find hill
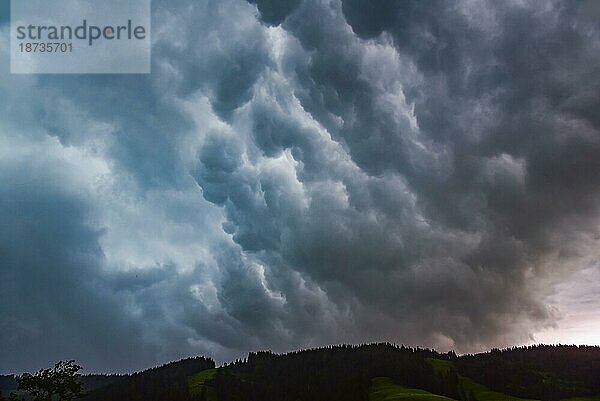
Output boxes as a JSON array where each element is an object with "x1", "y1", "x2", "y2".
[
  {"x1": 83, "y1": 356, "x2": 214, "y2": 401},
  {"x1": 427, "y1": 358, "x2": 536, "y2": 401},
  {"x1": 369, "y1": 377, "x2": 456, "y2": 401},
  {"x1": 3, "y1": 344, "x2": 599, "y2": 401},
  {"x1": 457, "y1": 345, "x2": 600, "y2": 400}
]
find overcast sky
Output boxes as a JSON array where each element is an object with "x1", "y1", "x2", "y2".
[{"x1": 1, "y1": 0, "x2": 600, "y2": 374}]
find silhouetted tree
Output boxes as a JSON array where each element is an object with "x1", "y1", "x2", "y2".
[{"x1": 13, "y1": 360, "x2": 84, "y2": 401}]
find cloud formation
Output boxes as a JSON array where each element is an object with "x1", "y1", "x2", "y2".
[{"x1": 1, "y1": 0, "x2": 600, "y2": 373}]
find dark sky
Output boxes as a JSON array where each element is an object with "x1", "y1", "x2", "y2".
[{"x1": 1, "y1": 0, "x2": 600, "y2": 374}]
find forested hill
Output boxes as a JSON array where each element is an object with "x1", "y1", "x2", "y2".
[
  {"x1": 212, "y1": 343, "x2": 449, "y2": 401},
  {"x1": 92, "y1": 344, "x2": 600, "y2": 401},
  {"x1": 205, "y1": 344, "x2": 600, "y2": 401},
  {"x1": 3, "y1": 344, "x2": 599, "y2": 401},
  {"x1": 83, "y1": 356, "x2": 215, "y2": 401},
  {"x1": 457, "y1": 345, "x2": 600, "y2": 400}
]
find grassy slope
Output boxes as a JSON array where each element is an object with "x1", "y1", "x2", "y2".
[
  {"x1": 188, "y1": 358, "x2": 599, "y2": 401},
  {"x1": 188, "y1": 368, "x2": 218, "y2": 401},
  {"x1": 426, "y1": 358, "x2": 537, "y2": 401},
  {"x1": 459, "y1": 376, "x2": 536, "y2": 401},
  {"x1": 426, "y1": 359, "x2": 455, "y2": 375},
  {"x1": 369, "y1": 377, "x2": 457, "y2": 401},
  {"x1": 425, "y1": 358, "x2": 600, "y2": 401}
]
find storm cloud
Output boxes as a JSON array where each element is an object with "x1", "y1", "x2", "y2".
[{"x1": 1, "y1": 0, "x2": 600, "y2": 373}]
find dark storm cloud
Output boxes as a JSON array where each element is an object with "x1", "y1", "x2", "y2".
[
  {"x1": 1, "y1": 0, "x2": 600, "y2": 373},
  {"x1": 235, "y1": 0, "x2": 600, "y2": 348},
  {"x1": 0, "y1": 158, "x2": 154, "y2": 373},
  {"x1": 248, "y1": 0, "x2": 302, "y2": 25}
]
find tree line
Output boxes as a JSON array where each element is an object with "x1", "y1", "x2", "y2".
[
  {"x1": 2, "y1": 344, "x2": 599, "y2": 401},
  {"x1": 211, "y1": 343, "x2": 462, "y2": 401},
  {"x1": 457, "y1": 344, "x2": 600, "y2": 400}
]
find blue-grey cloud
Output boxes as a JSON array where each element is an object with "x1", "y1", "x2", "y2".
[{"x1": 1, "y1": 0, "x2": 600, "y2": 373}]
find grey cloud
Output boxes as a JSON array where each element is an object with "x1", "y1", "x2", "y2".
[
  {"x1": 225, "y1": 0, "x2": 600, "y2": 349},
  {"x1": 248, "y1": 0, "x2": 302, "y2": 26},
  {"x1": 1, "y1": 0, "x2": 600, "y2": 374},
  {"x1": 0, "y1": 160, "x2": 154, "y2": 373}
]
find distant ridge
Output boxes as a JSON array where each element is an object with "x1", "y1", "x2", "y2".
[{"x1": 2, "y1": 344, "x2": 599, "y2": 401}]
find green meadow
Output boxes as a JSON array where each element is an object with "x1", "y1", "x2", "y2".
[
  {"x1": 369, "y1": 377, "x2": 456, "y2": 401},
  {"x1": 426, "y1": 358, "x2": 536, "y2": 401},
  {"x1": 188, "y1": 368, "x2": 218, "y2": 401}
]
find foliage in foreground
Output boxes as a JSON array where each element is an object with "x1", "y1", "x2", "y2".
[{"x1": 9, "y1": 360, "x2": 84, "y2": 401}]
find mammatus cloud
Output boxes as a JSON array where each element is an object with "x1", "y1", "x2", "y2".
[{"x1": 1, "y1": 0, "x2": 599, "y2": 373}]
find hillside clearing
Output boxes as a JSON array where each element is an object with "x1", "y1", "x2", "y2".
[
  {"x1": 369, "y1": 377, "x2": 457, "y2": 401},
  {"x1": 188, "y1": 368, "x2": 218, "y2": 401}
]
